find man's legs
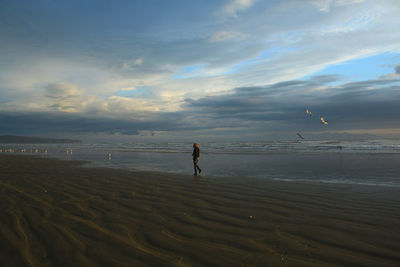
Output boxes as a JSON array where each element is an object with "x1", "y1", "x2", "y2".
[
  {"x1": 193, "y1": 158, "x2": 202, "y2": 175},
  {"x1": 196, "y1": 164, "x2": 202, "y2": 174}
]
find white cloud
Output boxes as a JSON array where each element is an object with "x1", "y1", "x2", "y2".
[
  {"x1": 208, "y1": 31, "x2": 246, "y2": 42},
  {"x1": 44, "y1": 82, "x2": 94, "y2": 112},
  {"x1": 315, "y1": 9, "x2": 381, "y2": 35},
  {"x1": 45, "y1": 82, "x2": 82, "y2": 99},
  {"x1": 311, "y1": 0, "x2": 365, "y2": 12},
  {"x1": 121, "y1": 57, "x2": 144, "y2": 70},
  {"x1": 134, "y1": 57, "x2": 144, "y2": 65},
  {"x1": 103, "y1": 96, "x2": 162, "y2": 113},
  {"x1": 222, "y1": 0, "x2": 256, "y2": 17}
]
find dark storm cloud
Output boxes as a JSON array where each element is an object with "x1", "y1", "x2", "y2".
[
  {"x1": 395, "y1": 64, "x2": 400, "y2": 74},
  {"x1": 185, "y1": 75, "x2": 338, "y2": 117},
  {"x1": 184, "y1": 75, "x2": 400, "y2": 133},
  {"x1": 0, "y1": 111, "x2": 186, "y2": 136},
  {"x1": 1, "y1": 75, "x2": 400, "y2": 138}
]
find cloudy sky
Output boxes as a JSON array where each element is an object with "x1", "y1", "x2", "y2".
[{"x1": 1, "y1": 0, "x2": 399, "y2": 141}]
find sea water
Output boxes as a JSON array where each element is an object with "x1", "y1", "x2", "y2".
[{"x1": 2, "y1": 139, "x2": 400, "y2": 187}]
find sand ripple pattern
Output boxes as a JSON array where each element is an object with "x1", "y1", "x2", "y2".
[{"x1": 0, "y1": 155, "x2": 400, "y2": 266}]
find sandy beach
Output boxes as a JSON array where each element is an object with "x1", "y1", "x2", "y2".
[{"x1": 0, "y1": 155, "x2": 399, "y2": 266}]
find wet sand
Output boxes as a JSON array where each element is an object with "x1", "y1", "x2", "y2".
[{"x1": 0, "y1": 155, "x2": 399, "y2": 266}]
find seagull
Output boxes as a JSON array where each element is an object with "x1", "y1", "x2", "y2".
[
  {"x1": 296, "y1": 132, "x2": 305, "y2": 139},
  {"x1": 304, "y1": 108, "x2": 312, "y2": 117},
  {"x1": 320, "y1": 115, "x2": 328, "y2": 125}
]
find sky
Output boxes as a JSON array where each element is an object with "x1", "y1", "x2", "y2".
[{"x1": 1, "y1": 0, "x2": 400, "y2": 141}]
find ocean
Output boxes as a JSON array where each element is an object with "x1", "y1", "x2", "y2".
[{"x1": 2, "y1": 139, "x2": 400, "y2": 187}]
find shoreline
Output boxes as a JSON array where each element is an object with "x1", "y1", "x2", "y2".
[
  {"x1": 1, "y1": 154, "x2": 399, "y2": 266},
  {"x1": 2, "y1": 147, "x2": 400, "y2": 189}
]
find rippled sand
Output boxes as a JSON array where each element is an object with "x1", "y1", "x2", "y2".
[{"x1": 0, "y1": 155, "x2": 399, "y2": 266}]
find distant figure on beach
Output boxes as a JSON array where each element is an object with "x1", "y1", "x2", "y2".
[{"x1": 192, "y1": 143, "x2": 202, "y2": 176}]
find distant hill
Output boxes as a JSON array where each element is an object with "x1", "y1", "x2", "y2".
[{"x1": 0, "y1": 135, "x2": 81, "y2": 144}]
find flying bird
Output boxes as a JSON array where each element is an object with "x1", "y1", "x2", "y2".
[
  {"x1": 304, "y1": 108, "x2": 312, "y2": 117},
  {"x1": 320, "y1": 115, "x2": 328, "y2": 125},
  {"x1": 296, "y1": 132, "x2": 305, "y2": 139}
]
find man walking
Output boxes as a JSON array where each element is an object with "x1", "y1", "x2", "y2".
[{"x1": 192, "y1": 143, "x2": 202, "y2": 176}]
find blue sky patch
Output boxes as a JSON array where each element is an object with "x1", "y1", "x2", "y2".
[
  {"x1": 172, "y1": 65, "x2": 205, "y2": 79},
  {"x1": 308, "y1": 52, "x2": 400, "y2": 82}
]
